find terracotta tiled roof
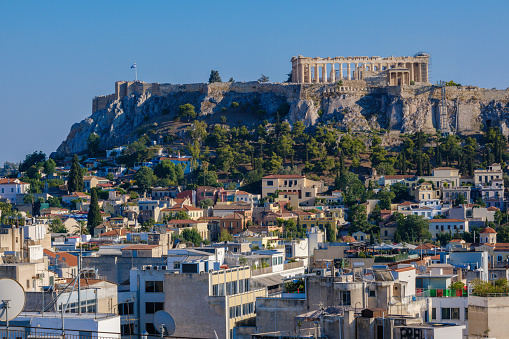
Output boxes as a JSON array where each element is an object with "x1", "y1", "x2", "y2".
[
  {"x1": 480, "y1": 227, "x2": 497, "y2": 234},
  {"x1": 43, "y1": 249, "x2": 78, "y2": 267},
  {"x1": 262, "y1": 175, "x2": 304, "y2": 179},
  {"x1": 429, "y1": 219, "x2": 466, "y2": 223},
  {"x1": 487, "y1": 207, "x2": 500, "y2": 211},
  {"x1": 393, "y1": 266, "x2": 416, "y2": 273},
  {"x1": 0, "y1": 178, "x2": 28, "y2": 185},
  {"x1": 121, "y1": 245, "x2": 160, "y2": 250},
  {"x1": 99, "y1": 229, "x2": 130, "y2": 237},
  {"x1": 235, "y1": 191, "x2": 250, "y2": 195},
  {"x1": 383, "y1": 175, "x2": 415, "y2": 179},
  {"x1": 415, "y1": 243, "x2": 439, "y2": 250}
]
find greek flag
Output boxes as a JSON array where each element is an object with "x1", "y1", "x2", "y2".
[{"x1": 131, "y1": 63, "x2": 136, "y2": 69}]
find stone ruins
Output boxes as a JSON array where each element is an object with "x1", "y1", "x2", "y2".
[{"x1": 291, "y1": 53, "x2": 430, "y2": 86}]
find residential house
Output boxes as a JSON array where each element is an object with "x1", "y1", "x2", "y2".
[
  {"x1": 0, "y1": 178, "x2": 30, "y2": 203},
  {"x1": 428, "y1": 219, "x2": 468, "y2": 239},
  {"x1": 261, "y1": 175, "x2": 326, "y2": 206},
  {"x1": 167, "y1": 219, "x2": 209, "y2": 240}
]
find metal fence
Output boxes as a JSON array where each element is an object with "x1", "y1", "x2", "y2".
[{"x1": 0, "y1": 328, "x2": 212, "y2": 339}]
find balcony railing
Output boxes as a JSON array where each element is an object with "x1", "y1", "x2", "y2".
[{"x1": 416, "y1": 288, "x2": 468, "y2": 297}]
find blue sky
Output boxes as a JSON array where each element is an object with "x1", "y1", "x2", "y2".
[{"x1": 0, "y1": 0, "x2": 508, "y2": 165}]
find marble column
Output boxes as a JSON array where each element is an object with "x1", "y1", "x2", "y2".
[
  {"x1": 322, "y1": 64, "x2": 328, "y2": 83},
  {"x1": 339, "y1": 64, "x2": 343, "y2": 80},
  {"x1": 347, "y1": 63, "x2": 351, "y2": 80},
  {"x1": 299, "y1": 62, "x2": 304, "y2": 83},
  {"x1": 330, "y1": 63, "x2": 335, "y2": 83},
  {"x1": 314, "y1": 64, "x2": 319, "y2": 83}
]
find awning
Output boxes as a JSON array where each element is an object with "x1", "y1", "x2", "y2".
[{"x1": 251, "y1": 274, "x2": 284, "y2": 288}]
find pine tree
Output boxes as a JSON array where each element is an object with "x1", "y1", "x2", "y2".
[
  {"x1": 68, "y1": 155, "x2": 84, "y2": 192},
  {"x1": 87, "y1": 188, "x2": 102, "y2": 233}
]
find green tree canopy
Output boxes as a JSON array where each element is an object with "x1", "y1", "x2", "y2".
[
  {"x1": 219, "y1": 229, "x2": 233, "y2": 242},
  {"x1": 178, "y1": 103, "x2": 197, "y2": 122},
  {"x1": 87, "y1": 188, "x2": 102, "y2": 232},
  {"x1": 181, "y1": 228, "x2": 204, "y2": 247},
  {"x1": 68, "y1": 155, "x2": 84, "y2": 193},
  {"x1": 134, "y1": 167, "x2": 155, "y2": 193},
  {"x1": 208, "y1": 70, "x2": 221, "y2": 83},
  {"x1": 49, "y1": 218, "x2": 68, "y2": 233}
]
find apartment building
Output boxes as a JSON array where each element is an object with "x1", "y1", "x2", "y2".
[
  {"x1": 428, "y1": 219, "x2": 468, "y2": 239},
  {"x1": 261, "y1": 175, "x2": 325, "y2": 206},
  {"x1": 0, "y1": 178, "x2": 30, "y2": 202},
  {"x1": 164, "y1": 266, "x2": 266, "y2": 339}
]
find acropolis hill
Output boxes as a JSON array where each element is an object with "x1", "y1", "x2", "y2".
[{"x1": 56, "y1": 54, "x2": 509, "y2": 156}]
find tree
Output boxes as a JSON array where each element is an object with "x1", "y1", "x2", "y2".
[
  {"x1": 394, "y1": 214, "x2": 432, "y2": 243},
  {"x1": 454, "y1": 194, "x2": 466, "y2": 207},
  {"x1": 178, "y1": 103, "x2": 197, "y2": 122},
  {"x1": 49, "y1": 218, "x2": 68, "y2": 233},
  {"x1": 134, "y1": 167, "x2": 155, "y2": 193},
  {"x1": 20, "y1": 151, "x2": 46, "y2": 173},
  {"x1": 219, "y1": 229, "x2": 233, "y2": 242},
  {"x1": 391, "y1": 182, "x2": 411, "y2": 203},
  {"x1": 23, "y1": 194, "x2": 34, "y2": 205},
  {"x1": 199, "y1": 198, "x2": 214, "y2": 209},
  {"x1": 43, "y1": 159, "x2": 56, "y2": 175},
  {"x1": 377, "y1": 188, "x2": 395, "y2": 210},
  {"x1": 258, "y1": 74, "x2": 270, "y2": 83},
  {"x1": 87, "y1": 133, "x2": 100, "y2": 157},
  {"x1": 349, "y1": 204, "x2": 372, "y2": 233},
  {"x1": 325, "y1": 222, "x2": 336, "y2": 242},
  {"x1": 47, "y1": 196, "x2": 62, "y2": 208},
  {"x1": 68, "y1": 155, "x2": 84, "y2": 193},
  {"x1": 208, "y1": 70, "x2": 221, "y2": 83},
  {"x1": 181, "y1": 228, "x2": 204, "y2": 247},
  {"x1": 87, "y1": 188, "x2": 102, "y2": 233}
]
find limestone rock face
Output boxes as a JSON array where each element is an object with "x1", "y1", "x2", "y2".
[{"x1": 55, "y1": 83, "x2": 509, "y2": 156}]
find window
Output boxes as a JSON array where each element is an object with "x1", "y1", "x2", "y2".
[
  {"x1": 369, "y1": 290, "x2": 376, "y2": 297},
  {"x1": 498, "y1": 255, "x2": 503, "y2": 262},
  {"x1": 173, "y1": 262, "x2": 180, "y2": 269},
  {"x1": 145, "y1": 302, "x2": 164, "y2": 314},
  {"x1": 267, "y1": 181, "x2": 273, "y2": 186},
  {"x1": 305, "y1": 192, "x2": 311, "y2": 197},
  {"x1": 121, "y1": 324, "x2": 134, "y2": 335},
  {"x1": 465, "y1": 307, "x2": 468, "y2": 320},
  {"x1": 145, "y1": 281, "x2": 164, "y2": 293},
  {"x1": 441, "y1": 308, "x2": 460, "y2": 320},
  {"x1": 431, "y1": 308, "x2": 436, "y2": 320},
  {"x1": 145, "y1": 323, "x2": 157, "y2": 335},
  {"x1": 118, "y1": 302, "x2": 134, "y2": 315},
  {"x1": 340, "y1": 291, "x2": 351, "y2": 306}
]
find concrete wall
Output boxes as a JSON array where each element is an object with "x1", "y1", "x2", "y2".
[
  {"x1": 81, "y1": 255, "x2": 166, "y2": 284},
  {"x1": 468, "y1": 295, "x2": 509, "y2": 338},
  {"x1": 255, "y1": 297, "x2": 307, "y2": 334},
  {"x1": 164, "y1": 273, "x2": 227, "y2": 339}
]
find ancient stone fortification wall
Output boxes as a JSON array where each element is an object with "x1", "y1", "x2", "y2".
[{"x1": 92, "y1": 81, "x2": 302, "y2": 113}]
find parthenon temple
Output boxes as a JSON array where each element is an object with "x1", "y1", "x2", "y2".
[{"x1": 291, "y1": 53, "x2": 430, "y2": 85}]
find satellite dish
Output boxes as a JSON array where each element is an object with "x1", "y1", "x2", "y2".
[
  {"x1": 0, "y1": 278, "x2": 26, "y2": 322},
  {"x1": 154, "y1": 310, "x2": 175, "y2": 336},
  {"x1": 419, "y1": 265, "x2": 427, "y2": 274}
]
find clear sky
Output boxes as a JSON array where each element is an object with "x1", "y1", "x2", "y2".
[{"x1": 0, "y1": 0, "x2": 508, "y2": 165}]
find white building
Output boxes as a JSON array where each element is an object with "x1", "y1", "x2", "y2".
[
  {"x1": 428, "y1": 219, "x2": 468, "y2": 239},
  {"x1": 0, "y1": 178, "x2": 30, "y2": 202},
  {"x1": 4, "y1": 312, "x2": 120, "y2": 339}
]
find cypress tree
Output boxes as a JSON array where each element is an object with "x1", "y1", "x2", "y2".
[
  {"x1": 416, "y1": 152, "x2": 423, "y2": 176},
  {"x1": 68, "y1": 155, "x2": 84, "y2": 192},
  {"x1": 401, "y1": 153, "x2": 407, "y2": 175},
  {"x1": 87, "y1": 188, "x2": 102, "y2": 233},
  {"x1": 436, "y1": 144, "x2": 442, "y2": 167}
]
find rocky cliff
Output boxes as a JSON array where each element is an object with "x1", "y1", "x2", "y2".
[{"x1": 55, "y1": 81, "x2": 509, "y2": 156}]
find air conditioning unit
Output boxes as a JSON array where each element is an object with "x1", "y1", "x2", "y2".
[{"x1": 316, "y1": 269, "x2": 325, "y2": 276}]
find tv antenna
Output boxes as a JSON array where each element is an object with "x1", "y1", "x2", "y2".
[
  {"x1": 0, "y1": 278, "x2": 26, "y2": 331},
  {"x1": 154, "y1": 310, "x2": 176, "y2": 337}
]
